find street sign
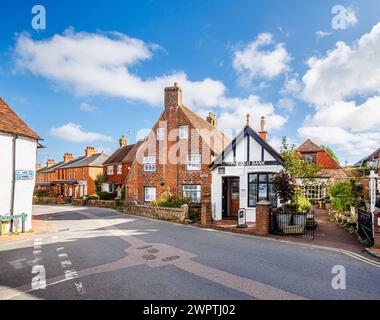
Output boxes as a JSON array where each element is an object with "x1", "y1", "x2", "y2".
[
  {"x1": 238, "y1": 208, "x2": 248, "y2": 228},
  {"x1": 0, "y1": 213, "x2": 28, "y2": 221},
  {"x1": 15, "y1": 170, "x2": 34, "y2": 180}
]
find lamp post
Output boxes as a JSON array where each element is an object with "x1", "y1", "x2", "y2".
[{"x1": 369, "y1": 169, "x2": 378, "y2": 238}]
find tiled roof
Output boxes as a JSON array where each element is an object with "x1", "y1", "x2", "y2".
[
  {"x1": 316, "y1": 168, "x2": 353, "y2": 179},
  {"x1": 123, "y1": 141, "x2": 144, "y2": 163},
  {"x1": 60, "y1": 153, "x2": 109, "y2": 169},
  {"x1": 180, "y1": 105, "x2": 231, "y2": 154},
  {"x1": 353, "y1": 147, "x2": 380, "y2": 167},
  {"x1": 103, "y1": 144, "x2": 135, "y2": 165},
  {"x1": 0, "y1": 97, "x2": 41, "y2": 140},
  {"x1": 38, "y1": 161, "x2": 65, "y2": 173},
  {"x1": 297, "y1": 139, "x2": 323, "y2": 153}
]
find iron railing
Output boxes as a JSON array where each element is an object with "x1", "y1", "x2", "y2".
[{"x1": 358, "y1": 208, "x2": 374, "y2": 247}]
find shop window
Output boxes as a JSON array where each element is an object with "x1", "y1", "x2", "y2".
[{"x1": 248, "y1": 173, "x2": 277, "y2": 207}]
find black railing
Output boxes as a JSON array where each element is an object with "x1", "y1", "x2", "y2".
[
  {"x1": 358, "y1": 208, "x2": 374, "y2": 247},
  {"x1": 270, "y1": 208, "x2": 316, "y2": 240}
]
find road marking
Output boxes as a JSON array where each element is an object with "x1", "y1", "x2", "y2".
[
  {"x1": 339, "y1": 250, "x2": 380, "y2": 269},
  {"x1": 31, "y1": 238, "x2": 46, "y2": 290}
]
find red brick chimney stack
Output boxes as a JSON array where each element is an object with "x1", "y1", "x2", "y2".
[
  {"x1": 206, "y1": 112, "x2": 217, "y2": 127},
  {"x1": 36, "y1": 163, "x2": 42, "y2": 171},
  {"x1": 46, "y1": 159, "x2": 56, "y2": 167},
  {"x1": 164, "y1": 82, "x2": 182, "y2": 113},
  {"x1": 63, "y1": 153, "x2": 74, "y2": 163},
  {"x1": 85, "y1": 146, "x2": 97, "y2": 157},
  {"x1": 259, "y1": 116, "x2": 268, "y2": 142}
]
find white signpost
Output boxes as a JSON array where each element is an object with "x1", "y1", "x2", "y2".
[{"x1": 369, "y1": 170, "x2": 378, "y2": 237}]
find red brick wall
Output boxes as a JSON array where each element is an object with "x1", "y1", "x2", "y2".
[
  {"x1": 316, "y1": 151, "x2": 339, "y2": 169},
  {"x1": 103, "y1": 163, "x2": 130, "y2": 185},
  {"x1": 126, "y1": 104, "x2": 213, "y2": 203}
]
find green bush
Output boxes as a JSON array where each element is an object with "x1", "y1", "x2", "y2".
[
  {"x1": 151, "y1": 195, "x2": 193, "y2": 208},
  {"x1": 86, "y1": 194, "x2": 100, "y2": 201},
  {"x1": 96, "y1": 191, "x2": 117, "y2": 200},
  {"x1": 296, "y1": 195, "x2": 312, "y2": 213},
  {"x1": 328, "y1": 181, "x2": 352, "y2": 212}
]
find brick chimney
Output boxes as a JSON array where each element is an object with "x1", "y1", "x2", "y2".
[
  {"x1": 164, "y1": 82, "x2": 182, "y2": 113},
  {"x1": 259, "y1": 116, "x2": 268, "y2": 142},
  {"x1": 36, "y1": 163, "x2": 42, "y2": 171},
  {"x1": 206, "y1": 112, "x2": 217, "y2": 127},
  {"x1": 85, "y1": 146, "x2": 97, "y2": 157},
  {"x1": 46, "y1": 159, "x2": 56, "y2": 167},
  {"x1": 63, "y1": 153, "x2": 74, "y2": 163},
  {"x1": 119, "y1": 135, "x2": 128, "y2": 148}
]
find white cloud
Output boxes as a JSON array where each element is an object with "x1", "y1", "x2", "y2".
[
  {"x1": 277, "y1": 98, "x2": 295, "y2": 112},
  {"x1": 302, "y1": 22, "x2": 380, "y2": 106},
  {"x1": 315, "y1": 31, "x2": 331, "y2": 40},
  {"x1": 50, "y1": 123, "x2": 114, "y2": 143},
  {"x1": 232, "y1": 33, "x2": 291, "y2": 83},
  {"x1": 217, "y1": 95, "x2": 288, "y2": 132},
  {"x1": 306, "y1": 97, "x2": 380, "y2": 132},
  {"x1": 80, "y1": 102, "x2": 96, "y2": 112},
  {"x1": 14, "y1": 29, "x2": 226, "y2": 109}
]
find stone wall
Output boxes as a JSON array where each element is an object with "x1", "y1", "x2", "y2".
[
  {"x1": 123, "y1": 200, "x2": 188, "y2": 223},
  {"x1": 33, "y1": 196, "x2": 58, "y2": 205}
]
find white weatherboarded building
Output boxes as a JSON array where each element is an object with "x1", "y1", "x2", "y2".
[
  {"x1": 210, "y1": 116, "x2": 284, "y2": 223},
  {"x1": 0, "y1": 98, "x2": 41, "y2": 234}
]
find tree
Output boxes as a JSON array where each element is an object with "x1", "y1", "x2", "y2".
[
  {"x1": 273, "y1": 171, "x2": 296, "y2": 204},
  {"x1": 280, "y1": 137, "x2": 321, "y2": 179},
  {"x1": 321, "y1": 145, "x2": 340, "y2": 165},
  {"x1": 94, "y1": 173, "x2": 107, "y2": 193}
]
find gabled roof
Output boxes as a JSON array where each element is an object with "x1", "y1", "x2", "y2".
[
  {"x1": 180, "y1": 105, "x2": 231, "y2": 154},
  {"x1": 297, "y1": 139, "x2": 324, "y2": 153},
  {"x1": 210, "y1": 125, "x2": 284, "y2": 169},
  {"x1": 38, "y1": 161, "x2": 65, "y2": 173},
  {"x1": 353, "y1": 147, "x2": 380, "y2": 167},
  {"x1": 0, "y1": 97, "x2": 41, "y2": 140},
  {"x1": 123, "y1": 140, "x2": 144, "y2": 163},
  {"x1": 60, "y1": 153, "x2": 109, "y2": 169},
  {"x1": 103, "y1": 144, "x2": 135, "y2": 165}
]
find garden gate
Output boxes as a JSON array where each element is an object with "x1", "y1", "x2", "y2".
[{"x1": 358, "y1": 208, "x2": 374, "y2": 247}]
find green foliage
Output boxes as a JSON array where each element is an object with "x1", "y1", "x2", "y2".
[
  {"x1": 321, "y1": 145, "x2": 340, "y2": 165},
  {"x1": 295, "y1": 195, "x2": 312, "y2": 213},
  {"x1": 120, "y1": 185, "x2": 126, "y2": 201},
  {"x1": 328, "y1": 181, "x2": 352, "y2": 212},
  {"x1": 280, "y1": 137, "x2": 321, "y2": 179},
  {"x1": 351, "y1": 166, "x2": 372, "y2": 177},
  {"x1": 97, "y1": 191, "x2": 117, "y2": 200},
  {"x1": 151, "y1": 195, "x2": 193, "y2": 208},
  {"x1": 94, "y1": 173, "x2": 107, "y2": 193},
  {"x1": 86, "y1": 194, "x2": 100, "y2": 201},
  {"x1": 273, "y1": 171, "x2": 296, "y2": 203}
]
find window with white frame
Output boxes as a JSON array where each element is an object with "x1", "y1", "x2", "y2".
[
  {"x1": 117, "y1": 164, "x2": 122, "y2": 175},
  {"x1": 183, "y1": 185, "x2": 201, "y2": 203},
  {"x1": 143, "y1": 156, "x2": 156, "y2": 172},
  {"x1": 187, "y1": 154, "x2": 201, "y2": 171},
  {"x1": 179, "y1": 125, "x2": 188, "y2": 139},
  {"x1": 107, "y1": 165, "x2": 114, "y2": 175},
  {"x1": 144, "y1": 187, "x2": 156, "y2": 202},
  {"x1": 157, "y1": 127, "x2": 165, "y2": 141}
]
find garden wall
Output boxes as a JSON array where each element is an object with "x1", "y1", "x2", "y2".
[
  {"x1": 123, "y1": 201, "x2": 188, "y2": 223},
  {"x1": 33, "y1": 196, "x2": 58, "y2": 205}
]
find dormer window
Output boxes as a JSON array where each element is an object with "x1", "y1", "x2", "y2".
[{"x1": 301, "y1": 153, "x2": 317, "y2": 165}]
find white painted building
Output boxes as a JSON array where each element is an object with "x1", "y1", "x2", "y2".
[
  {"x1": 210, "y1": 116, "x2": 284, "y2": 222},
  {"x1": 0, "y1": 98, "x2": 41, "y2": 234}
]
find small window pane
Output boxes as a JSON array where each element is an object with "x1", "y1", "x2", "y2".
[
  {"x1": 249, "y1": 174, "x2": 258, "y2": 183},
  {"x1": 179, "y1": 126, "x2": 188, "y2": 139},
  {"x1": 259, "y1": 174, "x2": 267, "y2": 182},
  {"x1": 248, "y1": 183, "x2": 257, "y2": 207}
]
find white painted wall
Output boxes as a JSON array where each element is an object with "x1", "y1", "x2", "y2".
[
  {"x1": 211, "y1": 133, "x2": 283, "y2": 222},
  {"x1": 0, "y1": 133, "x2": 37, "y2": 233}
]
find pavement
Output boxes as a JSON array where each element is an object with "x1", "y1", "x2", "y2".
[{"x1": 0, "y1": 205, "x2": 379, "y2": 300}]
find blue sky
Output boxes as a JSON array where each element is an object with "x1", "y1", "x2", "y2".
[{"x1": 1, "y1": 0, "x2": 380, "y2": 165}]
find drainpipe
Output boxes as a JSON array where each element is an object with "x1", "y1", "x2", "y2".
[{"x1": 10, "y1": 135, "x2": 18, "y2": 233}]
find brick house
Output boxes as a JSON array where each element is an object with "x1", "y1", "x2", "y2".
[
  {"x1": 102, "y1": 136, "x2": 139, "y2": 198},
  {"x1": 296, "y1": 139, "x2": 351, "y2": 200},
  {"x1": 125, "y1": 83, "x2": 230, "y2": 206},
  {"x1": 50, "y1": 147, "x2": 109, "y2": 199}
]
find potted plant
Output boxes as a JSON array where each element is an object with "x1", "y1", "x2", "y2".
[
  {"x1": 273, "y1": 171, "x2": 296, "y2": 231},
  {"x1": 293, "y1": 195, "x2": 311, "y2": 228}
]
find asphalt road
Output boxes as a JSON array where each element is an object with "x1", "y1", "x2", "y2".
[{"x1": 0, "y1": 205, "x2": 379, "y2": 300}]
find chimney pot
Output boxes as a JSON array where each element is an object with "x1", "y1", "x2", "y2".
[
  {"x1": 85, "y1": 146, "x2": 97, "y2": 157},
  {"x1": 46, "y1": 159, "x2": 56, "y2": 167},
  {"x1": 206, "y1": 112, "x2": 217, "y2": 127},
  {"x1": 246, "y1": 113, "x2": 250, "y2": 127},
  {"x1": 259, "y1": 116, "x2": 268, "y2": 142},
  {"x1": 119, "y1": 135, "x2": 128, "y2": 148},
  {"x1": 63, "y1": 153, "x2": 74, "y2": 163}
]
